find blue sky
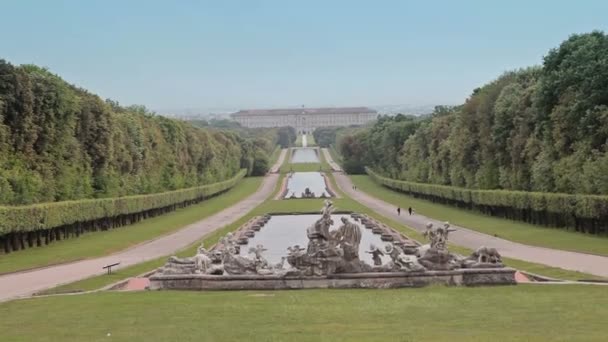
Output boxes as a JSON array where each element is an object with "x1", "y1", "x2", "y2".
[{"x1": 2, "y1": 0, "x2": 608, "y2": 111}]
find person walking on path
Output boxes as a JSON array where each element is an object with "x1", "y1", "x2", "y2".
[
  {"x1": 397, "y1": 207, "x2": 401, "y2": 216},
  {"x1": 408, "y1": 207, "x2": 412, "y2": 216}
]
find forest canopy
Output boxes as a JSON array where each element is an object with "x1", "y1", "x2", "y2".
[
  {"x1": 335, "y1": 31, "x2": 608, "y2": 195},
  {"x1": 0, "y1": 62, "x2": 276, "y2": 205}
]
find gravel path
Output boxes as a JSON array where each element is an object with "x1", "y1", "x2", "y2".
[
  {"x1": 321, "y1": 152, "x2": 608, "y2": 278},
  {"x1": 0, "y1": 159, "x2": 284, "y2": 302},
  {"x1": 321, "y1": 148, "x2": 342, "y2": 172},
  {"x1": 269, "y1": 148, "x2": 287, "y2": 173}
]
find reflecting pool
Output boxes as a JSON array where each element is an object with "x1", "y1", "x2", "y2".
[
  {"x1": 238, "y1": 214, "x2": 391, "y2": 265},
  {"x1": 291, "y1": 148, "x2": 319, "y2": 163},
  {"x1": 284, "y1": 172, "x2": 329, "y2": 198}
]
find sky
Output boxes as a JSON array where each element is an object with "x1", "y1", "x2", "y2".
[{"x1": 2, "y1": 0, "x2": 608, "y2": 112}]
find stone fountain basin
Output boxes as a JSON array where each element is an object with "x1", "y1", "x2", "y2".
[{"x1": 149, "y1": 268, "x2": 517, "y2": 290}]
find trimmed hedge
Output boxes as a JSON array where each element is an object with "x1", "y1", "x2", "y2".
[
  {"x1": 366, "y1": 168, "x2": 608, "y2": 235},
  {"x1": 0, "y1": 170, "x2": 246, "y2": 253}
]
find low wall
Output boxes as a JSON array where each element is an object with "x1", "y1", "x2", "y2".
[{"x1": 149, "y1": 268, "x2": 516, "y2": 291}]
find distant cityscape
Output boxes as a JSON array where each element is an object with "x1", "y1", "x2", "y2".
[{"x1": 157, "y1": 104, "x2": 442, "y2": 121}]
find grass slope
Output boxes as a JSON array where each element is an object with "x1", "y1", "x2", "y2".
[
  {"x1": 3, "y1": 285, "x2": 608, "y2": 341},
  {"x1": 351, "y1": 175, "x2": 608, "y2": 256},
  {"x1": 306, "y1": 133, "x2": 315, "y2": 146},
  {"x1": 0, "y1": 177, "x2": 264, "y2": 275}
]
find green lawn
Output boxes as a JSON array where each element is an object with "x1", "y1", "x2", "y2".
[
  {"x1": 295, "y1": 134, "x2": 303, "y2": 146},
  {"x1": 4, "y1": 285, "x2": 608, "y2": 341},
  {"x1": 351, "y1": 175, "x2": 608, "y2": 256},
  {"x1": 0, "y1": 177, "x2": 264, "y2": 275},
  {"x1": 306, "y1": 133, "x2": 315, "y2": 146}
]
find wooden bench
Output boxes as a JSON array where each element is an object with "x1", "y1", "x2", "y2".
[{"x1": 103, "y1": 262, "x2": 120, "y2": 275}]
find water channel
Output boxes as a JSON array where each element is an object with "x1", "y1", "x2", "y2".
[{"x1": 291, "y1": 148, "x2": 319, "y2": 163}]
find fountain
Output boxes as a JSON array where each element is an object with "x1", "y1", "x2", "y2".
[
  {"x1": 282, "y1": 172, "x2": 333, "y2": 199},
  {"x1": 150, "y1": 201, "x2": 515, "y2": 290}
]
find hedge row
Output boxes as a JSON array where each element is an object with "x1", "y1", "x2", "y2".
[
  {"x1": 366, "y1": 168, "x2": 608, "y2": 235},
  {"x1": 0, "y1": 169, "x2": 246, "y2": 235}
]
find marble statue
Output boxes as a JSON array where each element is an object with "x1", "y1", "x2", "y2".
[
  {"x1": 461, "y1": 246, "x2": 504, "y2": 268},
  {"x1": 366, "y1": 244, "x2": 384, "y2": 266},
  {"x1": 334, "y1": 217, "x2": 362, "y2": 261},
  {"x1": 193, "y1": 243, "x2": 212, "y2": 274},
  {"x1": 301, "y1": 187, "x2": 316, "y2": 198}
]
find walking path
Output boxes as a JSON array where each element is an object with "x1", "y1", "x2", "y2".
[
  {"x1": 323, "y1": 161, "x2": 608, "y2": 278},
  {"x1": 321, "y1": 148, "x2": 342, "y2": 172},
  {"x1": 0, "y1": 157, "x2": 284, "y2": 302},
  {"x1": 269, "y1": 148, "x2": 287, "y2": 173}
]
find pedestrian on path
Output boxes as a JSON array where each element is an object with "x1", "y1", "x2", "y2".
[
  {"x1": 397, "y1": 207, "x2": 401, "y2": 216},
  {"x1": 408, "y1": 207, "x2": 412, "y2": 215}
]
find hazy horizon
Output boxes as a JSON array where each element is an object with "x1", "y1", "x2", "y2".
[{"x1": 3, "y1": 0, "x2": 608, "y2": 110}]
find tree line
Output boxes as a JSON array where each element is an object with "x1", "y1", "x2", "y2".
[
  {"x1": 0, "y1": 61, "x2": 277, "y2": 206},
  {"x1": 325, "y1": 32, "x2": 608, "y2": 234},
  {"x1": 337, "y1": 32, "x2": 608, "y2": 195}
]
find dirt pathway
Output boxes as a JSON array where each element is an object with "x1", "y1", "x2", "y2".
[
  {"x1": 321, "y1": 148, "x2": 342, "y2": 172},
  {"x1": 269, "y1": 148, "x2": 287, "y2": 173}
]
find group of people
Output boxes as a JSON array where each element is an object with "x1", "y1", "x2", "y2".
[{"x1": 397, "y1": 206, "x2": 413, "y2": 216}]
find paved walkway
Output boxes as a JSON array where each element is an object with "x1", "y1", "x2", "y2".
[
  {"x1": 269, "y1": 148, "x2": 287, "y2": 173},
  {"x1": 321, "y1": 148, "x2": 342, "y2": 172},
  {"x1": 0, "y1": 159, "x2": 284, "y2": 302},
  {"x1": 320, "y1": 155, "x2": 608, "y2": 278}
]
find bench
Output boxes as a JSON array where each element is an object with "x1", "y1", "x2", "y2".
[{"x1": 103, "y1": 262, "x2": 120, "y2": 275}]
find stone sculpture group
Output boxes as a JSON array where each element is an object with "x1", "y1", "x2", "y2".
[{"x1": 157, "y1": 200, "x2": 504, "y2": 277}]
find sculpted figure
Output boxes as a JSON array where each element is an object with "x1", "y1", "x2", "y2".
[
  {"x1": 462, "y1": 246, "x2": 504, "y2": 268},
  {"x1": 220, "y1": 232, "x2": 238, "y2": 254},
  {"x1": 192, "y1": 243, "x2": 213, "y2": 274},
  {"x1": 385, "y1": 243, "x2": 425, "y2": 272},
  {"x1": 249, "y1": 244, "x2": 271, "y2": 270},
  {"x1": 366, "y1": 243, "x2": 384, "y2": 266},
  {"x1": 384, "y1": 243, "x2": 406, "y2": 270},
  {"x1": 334, "y1": 217, "x2": 362, "y2": 261}
]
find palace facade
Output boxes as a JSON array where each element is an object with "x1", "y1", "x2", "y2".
[{"x1": 230, "y1": 107, "x2": 377, "y2": 133}]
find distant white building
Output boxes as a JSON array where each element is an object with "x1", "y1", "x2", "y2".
[{"x1": 230, "y1": 107, "x2": 378, "y2": 133}]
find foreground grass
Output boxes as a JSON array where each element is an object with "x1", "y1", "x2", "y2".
[
  {"x1": 0, "y1": 177, "x2": 264, "y2": 275},
  {"x1": 4, "y1": 285, "x2": 608, "y2": 341},
  {"x1": 351, "y1": 175, "x2": 608, "y2": 256}
]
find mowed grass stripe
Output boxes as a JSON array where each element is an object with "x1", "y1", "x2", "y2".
[{"x1": 4, "y1": 285, "x2": 608, "y2": 341}]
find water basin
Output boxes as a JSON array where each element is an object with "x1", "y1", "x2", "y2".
[
  {"x1": 238, "y1": 214, "x2": 392, "y2": 266},
  {"x1": 284, "y1": 172, "x2": 330, "y2": 198},
  {"x1": 291, "y1": 148, "x2": 319, "y2": 163}
]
